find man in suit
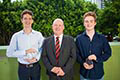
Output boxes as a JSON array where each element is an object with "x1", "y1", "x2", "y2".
[{"x1": 42, "y1": 18, "x2": 76, "y2": 80}]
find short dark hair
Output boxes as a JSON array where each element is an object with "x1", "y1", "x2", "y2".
[
  {"x1": 21, "y1": 9, "x2": 33, "y2": 19},
  {"x1": 83, "y1": 11, "x2": 97, "y2": 22}
]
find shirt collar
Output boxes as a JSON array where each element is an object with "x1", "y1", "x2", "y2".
[
  {"x1": 83, "y1": 31, "x2": 98, "y2": 37},
  {"x1": 20, "y1": 29, "x2": 35, "y2": 34},
  {"x1": 54, "y1": 34, "x2": 63, "y2": 39}
]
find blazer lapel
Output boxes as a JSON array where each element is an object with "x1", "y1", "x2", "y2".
[
  {"x1": 50, "y1": 35, "x2": 56, "y2": 59},
  {"x1": 58, "y1": 35, "x2": 65, "y2": 62}
]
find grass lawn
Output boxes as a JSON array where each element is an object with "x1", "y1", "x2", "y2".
[
  {"x1": 104, "y1": 45, "x2": 120, "y2": 80},
  {"x1": 0, "y1": 49, "x2": 48, "y2": 80},
  {"x1": 0, "y1": 45, "x2": 120, "y2": 80}
]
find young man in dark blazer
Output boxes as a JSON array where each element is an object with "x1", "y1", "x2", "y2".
[
  {"x1": 76, "y1": 11, "x2": 111, "y2": 80},
  {"x1": 42, "y1": 18, "x2": 76, "y2": 80}
]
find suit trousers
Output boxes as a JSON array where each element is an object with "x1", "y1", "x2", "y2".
[
  {"x1": 48, "y1": 70, "x2": 74, "y2": 80},
  {"x1": 18, "y1": 62, "x2": 41, "y2": 80},
  {"x1": 49, "y1": 75, "x2": 73, "y2": 80}
]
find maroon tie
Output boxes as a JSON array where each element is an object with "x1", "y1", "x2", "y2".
[{"x1": 55, "y1": 37, "x2": 60, "y2": 63}]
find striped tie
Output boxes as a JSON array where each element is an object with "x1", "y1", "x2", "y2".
[{"x1": 55, "y1": 37, "x2": 60, "y2": 63}]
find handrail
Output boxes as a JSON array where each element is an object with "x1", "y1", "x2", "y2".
[{"x1": 0, "y1": 42, "x2": 120, "y2": 50}]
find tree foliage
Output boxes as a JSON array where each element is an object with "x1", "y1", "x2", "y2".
[
  {"x1": 97, "y1": 0, "x2": 120, "y2": 36},
  {"x1": 0, "y1": 0, "x2": 98, "y2": 45}
]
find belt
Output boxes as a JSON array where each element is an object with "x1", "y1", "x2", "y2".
[{"x1": 19, "y1": 62, "x2": 39, "y2": 68}]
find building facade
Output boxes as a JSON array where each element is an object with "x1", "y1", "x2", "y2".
[{"x1": 85, "y1": 0, "x2": 104, "y2": 9}]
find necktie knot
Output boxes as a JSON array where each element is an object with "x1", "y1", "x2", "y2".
[{"x1": 56, "y1": 37, "x2": 59, "y2": 40}]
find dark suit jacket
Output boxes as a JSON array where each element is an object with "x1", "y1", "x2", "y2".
[{"x1": 42, "y1": 35, "x2": 76, "y2": 80}]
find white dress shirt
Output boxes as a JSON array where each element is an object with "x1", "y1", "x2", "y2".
[{"x1": 6, "y1": 30, "x2": 44, "y2": 64}]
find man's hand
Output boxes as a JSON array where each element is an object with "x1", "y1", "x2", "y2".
[
  {"x1": 57, "y1": 68, "x2": 65, "y2": 76},
  {"x1": 51, "y1": 67, "x2": 59, "y2": 74},
  {"x1": 88, "y1": 54, "x2": 97, "y2": 61},
  {"x1": 24, "y1": 57, "x2": 37, "y2": 63},
  {"x1": 51, "y1": 67, "x2": 65, "y2": 76},
  {"x1": 83, "y1": 62, "x2": 94, "y2": 69},
  {"x1": 26, "y1": 48, "x2": 37, "y2": 54}
]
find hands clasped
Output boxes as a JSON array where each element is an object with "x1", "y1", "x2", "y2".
[
  {"x1": 24, "y1": 48, "x2": 37, "y2": 63},
  {"x1": 83, "y1": 54, "x2": 97, "y2": 70},
  {"x1": 51, "y1": 67, "x2": 65, "y2": 77}
]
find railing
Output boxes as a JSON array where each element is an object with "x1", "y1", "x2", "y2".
[{"x1": 0, "y1": 42, "x2": 120, "y2": 50}]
